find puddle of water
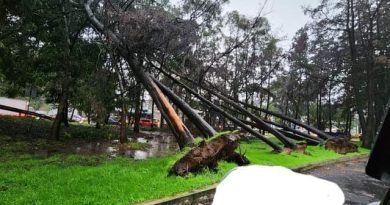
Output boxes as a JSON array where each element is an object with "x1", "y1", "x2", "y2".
[{"x1": 32, "y1": 131, "x2": 179, "y2": 160}]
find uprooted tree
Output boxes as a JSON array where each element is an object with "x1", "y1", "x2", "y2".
[{"x1": 78, "y1": 0, "x2": 357, "y2": 176}]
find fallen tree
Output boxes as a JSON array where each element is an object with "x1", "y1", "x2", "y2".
[
  {"x1": 151, "y1": 63, "x2": 298, "y2": 150},
  {"x1": 151, "y1": 76, "x2": 217, "y2": 137},
  {"x1": 152, "y1": 65, "x2": 332, "y2": 140},
  {"x1": 149, "y1": 63, "x2": 358, "y2": 154},
  {"x1": 169, "y1": 134, "x2": 250, "y2": 176},
  {"x1": 0, "y1": 104, "x2": 53, "y2": 120},
  {"x1": 240, "y1": 119, "x2": 321, "y2": 145},
  {"x1": 84, "y1": 0, "x2": 196, "y2": 149},
  {"x1": 82, "y1": 1, "x2": 357, "y2": 174},
  {"x1": 217, "y1": 102, "x2": 322, "y2": 145},
  {"x1": 262, "y1": 119, "x2": 323, "y2": 143},
  {"x1": 152, "y1": 65, "x2": 283, "y2": 152}
]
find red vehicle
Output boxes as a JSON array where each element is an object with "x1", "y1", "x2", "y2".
[
  {"x1": 139, "y1": 119, "x2": 160, "y2": 128},
  {"x1": 139, "y1": 119, "x2": 152, "y2": 127}
]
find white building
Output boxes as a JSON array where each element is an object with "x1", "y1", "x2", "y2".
[{"x1": 0, "y1": 97, "x2": 29, "y2": 117}]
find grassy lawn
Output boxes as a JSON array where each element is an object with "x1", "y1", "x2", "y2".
[{"x1": 0, "y1": 134, "x2": 370, "y2": 205}]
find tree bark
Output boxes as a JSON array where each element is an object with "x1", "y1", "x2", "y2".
[
  {"x1": 151, "y1": 99, "x2": 154, "y2": 130},
  {"x1": 240, "y1": 119, "x2": 320, "y2": 145},
  {"x1": 113, "y1": 55, "x2": 128, "y2": 143},
  {"x1": 63, "y1": 101, "x2": 69, "y2": 127},
  {"x1": 262, "y1": 119, "x2": 323, "y2": 142},
  {"x1": 157, "y1": 69, "x2": 283, "y2": 152},
  {"x1": 158, "y1": 65, "x2": 333, "y2": 141},
  {"x1": 155, "y1": 66, "x2": 297, "y2": 149},
  {"x1": 133, "y1": 84, "x2": 141, "y2": 133},
  {"x1": 328, "y1": 82, "x2": 332, "y2": 133},
  {"x1": 50, "y1": 90, "x2": 68, "y2": 140},
  {"x1": 128, "y1": 59, "x2": 194, "y2": 149},
  {"x1": 151, "y1": 76, "x2": 217, "y2": 137},
  {"x1": 50, "y1": 1, "x2": 71, "y2": 140}
]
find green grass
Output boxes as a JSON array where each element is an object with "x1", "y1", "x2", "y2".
[{"x1": 0, "y1": 136, "x2": 370, "y2": 205}]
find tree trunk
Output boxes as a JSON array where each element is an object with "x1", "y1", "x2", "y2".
[
  {"x1": 245, "y1": 102, "x2": 332, "y2": 140},
  {"x1": 152, "y1": 76, "x2": 216, "y2": 137},
  {"x1": 156, "y1": 68, "x2": 297, "y2": 149},
  {"x1": 127, "y1": 101, "x2": 133, "y2": 126},
  {"x1": 241, "y1": 120, "x2": 320, "y2": 145},
  {"x1": 0, "y1": 104, "x2": 52, "y2": 120},
  {"x1": 160, "y1": 66, "x2": 333, "y2": 141},
  {"x1": 120, "y1": 105, "x2": 127, "y2": 143},
  {"x1": 160, "y1": 114, "x2": 164, "y2": 128},
  {"x1": 151, "y1": 99, "x2": 154, "y2": 130},
  {"x1": 158, "y1": 69, "x2": 283, "y2": 152},
  {"x1": 328, "y1": 83, "x2": 332, "y2": 133},
  {"x1": 70, "y1": 107, "x2": 75, "y2": 122},
  {"x1": 346, "y1": 0, "x2": 369, "y2": 147},
  {"x1": 63, "y1": 101, "x2": 69, "y2": 127},
  {"x1": 133, "y1": 84, "x2": 142, "y2": 133},
  {"x1": 262, "y1": 119, "x2": 323, "y2": 142},
  {"x1": 50, "y1": 90, "x2": 68, "y2": 140},
  {"x1": 50, "y1": 2, "x2": 71, "y2": 140},
  {"x1": 113, "y1": 55, "x2": 128, "y2": 143},
  {"x1": 128, "y1": 59, "x2": 194, "y2": 149}
]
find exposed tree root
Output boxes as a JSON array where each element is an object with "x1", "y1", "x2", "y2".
[
  {"x1": 324, "y1": 137, "x2": 358, "y2": 154},
  {"x1": 282, "y1": 143, "x2": 308, "y2": 155},
  {"x1": 169, "y1": 134, "x2": 250, "y2": 176}
]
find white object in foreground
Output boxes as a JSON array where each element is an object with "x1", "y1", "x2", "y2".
[{"x1": 212, "y1": 165, "x2": 345, "y2": 205}]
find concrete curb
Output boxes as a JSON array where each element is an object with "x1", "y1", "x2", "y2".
[
  {"x1": 293, "y1": 154, "x2": 369, "y2": 173},
  {"x1": 137, "y1": 154, "x2": 369, "y2": 205}
]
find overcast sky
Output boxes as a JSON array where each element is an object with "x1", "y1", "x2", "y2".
[{"x1": 225, "y1": 0, "x2": 321, "y2": 49}]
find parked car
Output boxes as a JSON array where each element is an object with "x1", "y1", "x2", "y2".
[
  {"x1": 68, "y1": 113, "x2": 85, "y2": 122},
  {"x1": 139, "y1": 119, "x2": 152, "y2": 127},
  {"x1": 139, "y1": 118, "x2": 160, "y2": 128},
  {"x1": 107, "y1": 116, "x2": 119, "y2": 125}
]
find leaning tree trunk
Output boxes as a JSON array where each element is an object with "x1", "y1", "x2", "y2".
[
  {"x1": 84, "y1": 0, "x2": 200, "y2": 149},
  {"x1": 0, "y1": 104, "x2": 52, "y2": 120},
  {"x1": 133, "y1": 84, "x2": 142, "y2": 133},
  {"x1": 158, "y1": 65, "x2": 333, "y2": 141},
  {"x1": 156, "y1": 66, "x2": 297, "y2": 149},
  {"x1": 156, "y1": 67, "x2": 283, "y2": 152},
  {"x1": 241, "y1": 120, "x2": 320, "y2": 145},
  {"x1": 246, "y1": 103, "x2": 332, "y2": 140},
  {"x1": 128, "y1": 60, "x2": 194, "y2": 149},
  {"x1": 262, "y1": 119, "x2": 323, "y2": 143},
  {"x1": 151, "y1": 76, "x2": 216, "y2": 137}
]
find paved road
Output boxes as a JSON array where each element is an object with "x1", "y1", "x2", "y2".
[{"x1": 305, "y1": 158, "x2": 389, "y2": 205}]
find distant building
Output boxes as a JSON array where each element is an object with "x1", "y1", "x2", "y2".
[{"x1": 0, "y1": 97, "x2": 29, "y2": 117}]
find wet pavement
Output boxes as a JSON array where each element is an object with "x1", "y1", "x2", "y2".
[{"x1": 305, "y1": 157, "x2": 389, "y2": 205}]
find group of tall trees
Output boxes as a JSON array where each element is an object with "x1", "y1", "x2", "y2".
[
  {"x1": 0, "y1": 0, "x2": 388, "y2": 149},
  {"x1": 280, "y1": 0, "x2": 390, "y2": 148}
]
